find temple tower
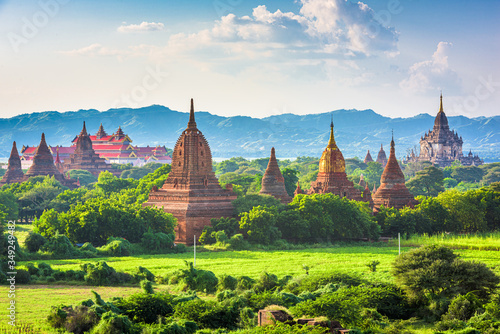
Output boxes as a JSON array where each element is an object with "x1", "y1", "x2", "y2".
[
  {"x1": 63, "y1": 122, "x2": 120, "y2": 176},
  {"x1": 376, "y1": 144, "x2": 387, "y2": 167},
  {"x1": 55, "y1": 149, "x2": 64, "y2": 174},
  {"x1": 144, "y1": 99, "x2": 237, "y2": 244},
  {"x1": 0, "y1": 142, "x2": 25, "y2": 185},
  {"x1": 307, "y1": 119, "x2": 362, "y2": 200},
  {"x1": 260, "y1": 147, "x2": 292, "y2": 203},
  {"x1": 364, "y1": 150, "x2": 374, "y2": 164},
  {"x1": 372, "y1": 135, "x2": 417, "y2": 213},
  {"x1": 23, "y1": 133, "x2": 75, "y2": 187}
]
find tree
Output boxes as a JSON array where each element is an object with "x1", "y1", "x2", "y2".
[
  {"x1": 281, "y1": 168, "x2": 299, "y2": 197},
  {"x1": 18, "y1": 176, "x2": 67, "y2": 217},
  {"x1": 407, "y1": 166, "x2": 444, "y2": 197},
  {"x1": 215, "y1": 160, "x2": 239, "y2": 175},
  {"x1": 363, "y1": 162, "x2": 384, "y2": 188},
  {"x1": 0, "y1": 190, "x2": 19, "y2": 221},
  {"x1": 392, "y1": 245, "x2": 499, "y2": 300},
  {"x1": 239, "y1": 206, "x2": 281, "y2": 245},
  {"x1": 95, "y1": 171, "x2": 138, "y2": 195},
  {"x1": 451, "y1": 166, "x2": 484, "y2": 183},
  {"x1": 66, "y1": 170, "x2": 97, "y2": 187},
  {"x1": 232, "y1": 194, "x2": 282, "y2": 216},
  {"x1": 436, "y1": 190, "x2": 487, "y2": 232}
]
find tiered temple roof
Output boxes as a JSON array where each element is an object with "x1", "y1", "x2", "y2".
[
  {"x1": 260, "y1": 147, "x2": 292, "y2": 203},
  {"x1": 376, "y1": 144, "x2": 387, "y2": 167},
  {"x1": 306, "y1": 119, "x2": 363, "y2": 201},
  {"x1": 63, "y1": 122, "x2": 120, "y2": 176},
  {"x1": 0, "y1": 142, "x2": 25, "y2": 185},
  {"x1": 143, "y1": 99, "x2": 236, "y2": 245},
  {"x1": 364, "y1": 150, "x2": 374, "y2": 164},
  {"x1": 372, "y1": 135, "x2": 417, "y2": 213}
]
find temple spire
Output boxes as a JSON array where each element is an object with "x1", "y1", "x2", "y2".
[
  {"x1": 80, "y1": 121, "x2": 88, "y2": 136},
  {"x1": 327, "y1": 115, "x2": 337, "y2": 149},
  {"x1": 439, "y1": 92, "x2": 444, "y2": 113},
  {"x1": 187, "y1": 98, "x2": 197, "y2": 129}
]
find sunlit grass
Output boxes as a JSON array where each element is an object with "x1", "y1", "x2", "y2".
[{"x1": 388, "y1": 232, "x2": 500, "y2": 251}]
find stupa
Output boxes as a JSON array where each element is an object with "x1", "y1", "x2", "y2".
[
  {"x1": 372, "y1": 134, "x2": 417, "y2": 213},
  {"x1": 144, "y1": 99, "x2": 237, "y2": 244},
  {"x1": 364, "y1": 150, "x2": 374, "y2": 164},
  {"x1": 376, "y1": 144, "x2": 387, "y2": 167},
  {"x1": 307, "y1": 119, "x2": 362, "y2": 201},
  {"x1": 0, "y1": 142, "x2": 25, "y2": 185},
  {"x1": 63, "y1": 122, "x2": 120, "y2": 176},
  {"x1": 23, "y1": 133, "x2": 76, "y2": 188},
  {"x1": 259, "y1": 147, "x2": 292, "y2": 203}
]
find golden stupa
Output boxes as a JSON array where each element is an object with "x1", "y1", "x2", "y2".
[{"x1": 318, "y1": 121, "x2": 346, "y2": 173}]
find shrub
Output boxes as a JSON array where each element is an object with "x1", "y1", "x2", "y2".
[
  {"x1": 140, "y1": 230, "x2": 175, "y2": 251},
  {"x1": 175, "y1": 261, "x2": 218, "y2": 294},
  {"x1": 239, "y1": 307, "x2": 257, "y2": 328},
  {"x1": 217, "y1": 290, "x2": 237, "y2": 302},
  {"x1": 254, "y1": 272, "x2": 279, "y2": 292},
  {"x1": 141, "y1": 280, "x2": 154, "y2": 294},
  {"x1": 25, "y1": 232, "x2": 47, "y2": 252},
  {"x1": 287, "y1": 272, "x2": 365, "y2": 295},
  {"x1": 38, "y1": 262, "x2": 54, "y2": 277},
  {"x1": 173, "y1": 298, "x2": 239, "y2": 329},
  {"x1": 442, "y1": 293, "x2": 483, "y2": 322},
  {"x1": 237, "y1": 276, "x2": 255, "y2": 290},
  {"x1": 81, "y1": 261, "x2": 125, "y2": 286},
  {"x1": 115, "y1": 292, "x2": 173, "y2": 324},
  {"x1": 228, "y1": 234, "x2": 248, "y2": 250},
  {"x1": 56, "y1": 305, "x2": 99, "y2": 334},
  {"x1": 97, "y1": 237, "x2": 133, "y2": 256},
  {"x1": 174, "y1": 243, "x2": 188, "y2": 253},
  {"x1": 247, "y1": 291, "x2": 286, "y2": 311},
  {"x1": 218, "y1": 274, "x2": 238, "y2": 291},
  {"x1": 134, "y1": 266, "x2": 155, "y2": 282},
  {"x1": 25, "y1": 263, "x2": 38, "y2": 276},
  {"x1": 41, "y1": 233, "x2": 80, "y2": 258},
  {"x1": 16, "y1": 269, "x2": 31, "y2": 284},
  {"x1": 47, "y1": 305, "x2": 68, "y2": 329},
  {"x1": 80, "y1": 242, "x2": 97, "y2": 253},
  {"x1": 90, "y1": 311, "x2": 133, "y2": 334}
]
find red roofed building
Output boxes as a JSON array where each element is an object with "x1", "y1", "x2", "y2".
[{"x1": 20, "y1": 124, "x2": 171, "y2": 168}]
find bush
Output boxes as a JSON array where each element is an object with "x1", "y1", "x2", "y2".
[
  {"x1": 97, "y1": 237, "x2": 133, "y2": 256},
  {"x1": 287, "y1": 272, "x2": 365, "y2": 295},
  {"x1": 237, "y1": 276, "x2": 255, "y2": 290},
  {"x1": 140, "y1": 230, "x2": 175, "y2": 251},
  {"x1": 141, "y1": 280, "x2": 154, "y2": 294},
  {"x1": 175, "y1": 261, "x2": 218, "y2": 294},
  {"x1": 16, "y1": 269, "x2": 31, "y2": 284},
  {"x1": 173, "y1": 298, "x2": 239, "y2": 329},
  {"x1": 47, "y1": 305, "x2": 69, "y2": 329},
  {"x1": 254, "y1": 272, "x2": 279, "y2": 292},
  {"x1": 90, "y1": 311, "x2": 133, "y2": 334},
  {"x1": 38, "y1": 262, "x2": 54, "y2": 277},
  {"x1": 81, "y1": 261, "x2": 127, "y2": 286},
  {"x1": 80, "y1": 242, "x2": 97, "y2": 253},
  {"x1": 59, "y1": 305, "x2": 99, "y2": 334},
  {"x1": 442, "y1": 293, "x2": 483, "y2": 322},
  {"x1": 115, "y1": 292, "x2": 173, "y2": 324},
  {"x1": 25, "y1": 263, "x2": 38, "y2": 276},
  {"x1": 218, "y1": 274, "x2": 238, "y2": 291},
  {"x1": 134, "y1": 266, "x2": 155, "y2": 282},
  {"x1": 41, "y1": 233, "x2": 80, "y2": 258},
  {"x1": 25, "y1": 232, "x2": 47, "y2": 252},
  {"x1": 228, "y1": 234, "x2": 248, "y2": 250}
]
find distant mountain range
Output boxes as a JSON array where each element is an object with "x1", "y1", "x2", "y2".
[{"x1": 1, "y1": 105, "x2": 499, "y2": 162}]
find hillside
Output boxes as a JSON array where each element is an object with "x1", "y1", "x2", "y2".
[{"x1": 1, "y1": 105, "x2": 499, "y2": 161}]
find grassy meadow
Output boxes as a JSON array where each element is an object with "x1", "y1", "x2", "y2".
[{"x1": 2, "y1": 234, "x2": 500, "y2": 332}]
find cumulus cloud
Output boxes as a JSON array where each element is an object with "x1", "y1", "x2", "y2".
[
  {"x1": 400, "y1": 42, "x2": 461, "y2": 93},
  {"x1": 117, "y1": 22, "x2": 165, "y2": 33}
]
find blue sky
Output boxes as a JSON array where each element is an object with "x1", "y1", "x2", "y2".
[{"x1": 1, "y1": 0, "x2": 499, "y2": 119}]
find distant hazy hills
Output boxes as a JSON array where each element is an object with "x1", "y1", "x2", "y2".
[{"x1": 1, "y1": 105, "x2": 499, "y2": 162}]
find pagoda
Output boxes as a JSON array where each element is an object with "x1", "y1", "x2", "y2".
[
  {"x1": 405, "y1": 94, "x2": 483, "y2": 167},
  {"x1": 63, "y1": 122, "x2": 120, "y2": 176},
  {"x1": 23, "y1": 133, "x2": 76, "y2": 188},
  {"x1": 372, "y1": 134, "x2": 417, "y2": 213},
  {"x1": 259, "y1": 147, "x2": 292, "y2": 203},
  {"x1": 0, "y1": 142, "x2": 25, "y2": 185},
  {"x1": 54, "y1": 149, "x2": 64, "y2": 174},
  {"x1": 144, "y1": 99, "x2": 237, "y2": 244},
  {"x1": 364, "y1": 150, "x2": 374, "y2": 164},
  {"x1": 376, "y1": 144, "x2": 387, "y2": 167},
  {"x1": 307, "y1": 119, "x2": 362, "y2": 201}
]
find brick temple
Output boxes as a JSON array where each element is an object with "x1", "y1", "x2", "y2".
[
  {"x1": 301, "y1": 120, "x2": 363, "y2": 201},
  {"x1": 259, "y1": 147, "x2": 292, "y2": 203},
  {"x1": 0, "y1": 142, "x2": 25, "y2": 185},
  {"x1": 376, "y1": 144, "x2": 387, "y2": 167},
  {"x1": 363, "y1": 150, "x2": 373, "y2": 164},
  {"x1": 143, "y1": 99, "x2": 237, "y2": 245},
  {"x1": 372, "y1": 135, "x2": 417, "y2": 213},
  {"x1": 62, "y1": 122, "x2": 120, "y2": 176},
  {"x1": 23, "y1": 133, "x2": 76, "y2": 188}
]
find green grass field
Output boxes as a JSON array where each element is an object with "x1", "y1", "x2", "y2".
[
  {"x1": 2, "y1": 243, "x2": 500, "y2": 333},
  {"x1": 388, "y1": 232, "x2": 500, "y2": 251}
]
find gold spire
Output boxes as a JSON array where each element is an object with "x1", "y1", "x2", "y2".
[{"x1": 327, "y1": 115, "x2": 338, "y2": 150}]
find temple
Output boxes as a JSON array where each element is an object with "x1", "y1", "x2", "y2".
[
  {"x1": 405, "y1": 94, "x2": 483, "y2": 167},
  {"x1": 363, "y1": 150, "x2": 374, "y2": 164},
  {"x1": 62, "y1": 122, "x2": 120, "y2": 176},
  {"x1": 305, "y1": 119, "x2": 363, "y2": 201},
  {"x1": 372, "y1": 134, "x2": 417, "y2": 213},
  {"x1": 259, "y1": 147, "x2": 292, "y2": 203},
  {"x1": 0, "y1": 142, "x2": 25, "y2": 185},
  {"x1": 376, "y1": 144, "x2": 387, "y2": 167},
  {"x1": 22, "y1": 133, "x2": 76, "y2": 188},
  {"x1": 143, "y1": 99, "x2": 237, "y2": 245},
  {"x1": 20, "y1": 124, "x2": 171, "y2": 167}
]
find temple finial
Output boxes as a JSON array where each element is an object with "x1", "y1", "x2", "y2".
[
  {"x1": 439, "y1": 92, "x2": 444, "y2": 113},
  {"x1": 327, "y1": 115, "x2": 337, "y2": 149},
  {"x1": 391, "y1": 130, "x2": 395, "y2": 149},
  {"x1": 188, "y1": 98, "x2": 197, "y2": 129},
  {"x1": 81, "y1": 121, "x2": 87, "y2": 136}
]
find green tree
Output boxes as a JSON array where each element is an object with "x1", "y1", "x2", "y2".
[
  {"x1": 393, "y1": 245, "x2": 499, "y2": 300},
  {"x1": 451, "y1": 166, "x2": 484, "y2": 183},
  {"x1": 232, "y1": 194, "x2": 283, "y2": 216},
  {"x1": 239, "y1": 206, "x2": 281, "y2": 245},
  {"x1": 0, "y1": 190, "x2": 19, "y2": 221},
  {"x1": 281, "y1": 168, "x2": 299, "y2": 197},
  {"x1": 18, "y1": 176, "x2": 67, "y2": 217},
  {"x1": 437, "y1": 190, "x2": 487, "y2": 232},
  {"x1": 215, "y1": 160, "x2": 239, "y2": 175},
  {"x1": 66, "y1": 170, "x2": 97, "y2": 187},
  {"x1": 363, "y1": 162, "x2": 384, "y2": 187},
  {"x1": 407, "y1": 166, "x2": 445, "y2": 197}
]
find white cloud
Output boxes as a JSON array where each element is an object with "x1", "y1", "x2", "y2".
[
  {"x1": 400, "y1": 42, "x2": 461, "y2": 93},
  {"x1": 117, "y1": 22, "x2": 165, "y2": 33},
  {"x1": 60, "y1": 43, "x2": 126, "y2": 57}
]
